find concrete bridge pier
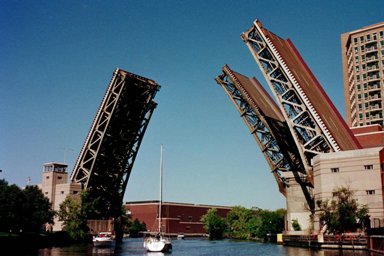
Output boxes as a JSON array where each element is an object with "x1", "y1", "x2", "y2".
[{"x1": 285, "y1": 178, "x2": 313, "y2": 234}]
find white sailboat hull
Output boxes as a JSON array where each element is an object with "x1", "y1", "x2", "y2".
[{"x1": 144, "y1": 236, "x2": 172, "y2": 252}]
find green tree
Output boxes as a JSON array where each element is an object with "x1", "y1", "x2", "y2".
[
  {"x1": 316, "y1": 186, "x2": 369, "y2": 233},
  {"x1": 201, "y1": 208, "x2": 227, "y2": 239},
  {"x1": 256, "y1": 209, "x2": 285, "y2": 238},
  {"x1": 0, "y1": 180, "x2": 54, "y2": 233},
  {"x1": 128, "y1": 218, "x2": 147, "y2": 237},
  {"x1": 21, "y1": 185, "x2": 55, "y2": 232},
  {"x1": 57, "y1": 193, "x2": 89, "y2": 241},
  {"x1": 291, "y1": 219, "x2": 301, "y2": 231},
  {"x1": 226, "y1": 206, "x2": 261, "y2": 239}
]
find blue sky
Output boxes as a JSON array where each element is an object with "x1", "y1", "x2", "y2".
[{"x1": 1, "y1": 0, "x2": 383, "y2": 210}]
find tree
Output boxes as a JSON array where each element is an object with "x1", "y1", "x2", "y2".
[
  {"x1": 0, "y1": 180, "x2": 54, "y2": 233},
  {"x1": 291, "y1": 219, "x2": 301, "y2": 231},
  {"x1": 256, "y1": 209, "x2": 285, "y2": 238},
  {"x1": 316, "y1": 186, "x2": 369, "y2": 233},
  {"x1": 21, "y1": 185, "x2": 55, "y2": 232},
  {"x1": 57, "y1": 193, "x2": 89, "y2": 241},
  {"x1": 201, "y1": 208, "x2": 227, "y2": 239},
  {"x1": 226, "y1": 206, "x2": 261, "y2": 239},
  {"x1": 128, "y1": 218, "x2": 147, "y2": 237}
]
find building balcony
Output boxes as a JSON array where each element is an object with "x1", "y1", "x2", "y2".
[
  {"x1": 367, "y1": 66, "x2": 379, "y2": 73},
  {"x1": 365, "y1": 41, "x2": 377, "y2": 52},
  {"x1": 370, "y1": 115, "x2": 383, "y2": 122},
  {"x1": 366, "y1": 56, "x2": 379, "y2": 63},
  {"x1": 368, "y1": 85, "x2": 381, "y2": 92},
  {"x1": 367, "y1": 76, "x2": 381, "y2": 82},
  {"x1": 368, "y1": 95, "x2": 382, "y2": 102},
  {"x1": 369, "y1": 105, "x2": 382, "y2": 112}
]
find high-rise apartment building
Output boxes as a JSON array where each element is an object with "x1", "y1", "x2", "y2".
[{"x1": 341, "y1": 22, "x2": 384, "y2": 128}]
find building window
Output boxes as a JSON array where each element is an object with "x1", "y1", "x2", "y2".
[
  {"x1": 373, "y1": 33, "x2": 377, "y2": 40},
  {"x1": 380, "y1": 31, "x2": 383, "y2": 39},
  {"x1": 360, "y1": 36, "x2": 364, "y2": 43},
  {"x1": 45, "y1": 192, "x2": 48, "y2": 195},
  {"x1": 73, "y1": 191, "x2": 78, "y2": 195},
  {"x1": 57, "y1": 176, "x2": 62, "y2": 180},
  {"x1": 188, "y1": 216, "x2": 193, "y2": 221},
  {"x1": 60, "y1": 191, "x2": 65, "y2": 194},
  {"x1": 366, "y1": 190, "x2": 375, "y2": 195},
  {"x1": 367, "y1": 34, "x2": 371, "y2": 41},
  {"x1": 46, "y1": 176, "x2": 49, "y2": 179},
  {"x1": 331, "y1": 168, "x2": 339, "y2": 173},
  {"x1": 364, "y1": 164, "x2": 373, "y2": 170},
  {"x1": 186, "y1": 226, "x2": 191, "y2": 231},
  {"x1": 354, "y1": 37, "x2": 358, "y2": 44}
]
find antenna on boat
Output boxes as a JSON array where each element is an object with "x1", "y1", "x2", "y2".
[{"x1": 159, "y1": 144, "x2": 163, "y2": 234}]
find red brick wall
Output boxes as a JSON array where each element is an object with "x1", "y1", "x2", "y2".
[{"x1": 126, "y1": 202, "x2": 231, "y2": 235}]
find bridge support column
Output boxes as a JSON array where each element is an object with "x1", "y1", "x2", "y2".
[{"x1": 285, "y1": 178, "x2": 312, "y2": 234}]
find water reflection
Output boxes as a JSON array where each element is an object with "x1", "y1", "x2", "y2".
[
  {"x1": 285, "y1": 246, "x2": 377, "y2": 256},
  {"x1": 33, "y1": 238, "x2": 381, "y2": 256}
]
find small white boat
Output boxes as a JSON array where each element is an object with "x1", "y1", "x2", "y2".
[
  {"x1": 93, "y1": 231, "x2": 115, "y2": 246},
  {"x1": 144, "y1": 233, "x2": 172, "y2": 252},
  {"x1": 177, "y1": 234, "x2": 185, "y2": 240},
  {"x1": 143, "y1": 145, "x2": 172, "y2": 253}
]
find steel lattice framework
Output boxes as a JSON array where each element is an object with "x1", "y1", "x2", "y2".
[
  {"x1": 241, "y1": 20, "x2": 360, "y2": 182},
  {"x1": 71, "y1": 68, "x2": 160, "y2": 218},
  {"x1": 216, "y1": 65, "x2": 314, "y2": 208}
]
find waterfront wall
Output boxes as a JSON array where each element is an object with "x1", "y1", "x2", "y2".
[{"x1": 283, "y1": 234, "x2": 384, "y2": 253}]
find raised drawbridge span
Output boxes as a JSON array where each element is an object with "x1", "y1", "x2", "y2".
[
  {"x1": 70, "y1": 68, "x2": 160, "y2": 222},
  {"x1": 216, "y1": 19, "x2": 361, "y2": 227}
]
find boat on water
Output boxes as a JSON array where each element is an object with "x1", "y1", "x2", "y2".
[
  {"x1": 144, "y1": 232, "x2": 172, "y2": 252},
  {"x1": 93, "y1": 231, "x2": 115, "y2": 246},
  {"x1": 143, "y1": 145, "x2": 173, "y2": 253}
]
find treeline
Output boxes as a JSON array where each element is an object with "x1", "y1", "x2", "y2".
[
  {"x1": 0, "y1": 179, "x2": 146, "y2": 241},
  {"x1": 0, "y1": 179, "x2": 54, "y2": 233},
  {"x1": 201, "y1": 206, "x2": 285, "y2": 240}
]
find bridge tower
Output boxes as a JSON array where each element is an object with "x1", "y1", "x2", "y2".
[{"x1": 70, "y1": 68, "x2": 160, "y2": 237}]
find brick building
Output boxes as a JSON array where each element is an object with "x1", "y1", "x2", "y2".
[{"x1": 125, "y1": 201, "x2": 231, "y2": 236}]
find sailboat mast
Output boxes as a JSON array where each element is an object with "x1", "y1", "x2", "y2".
[{"x1": 159, "y1": 144, "x2": 163, "y2": 233}]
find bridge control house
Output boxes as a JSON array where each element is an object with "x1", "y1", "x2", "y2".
[{"x1": 125, "y1": 201, "x2": 231, "y2": 236}]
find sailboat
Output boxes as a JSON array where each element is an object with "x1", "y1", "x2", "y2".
[{"x1": 144, "y1": 145, "x2": 173, "y2": 253}]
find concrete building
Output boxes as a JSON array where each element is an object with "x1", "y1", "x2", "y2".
[
  {"x1": 312, "y1": 147, "x2": 384, "y2": 230},
  {"x1": 39, "y1": 162, "x2": 82, "y2": 231},
  {"x1": 341, "y1": 22, "x2": 384, "y2": 128},
  {"x1": 125, "y1": 201, "x2": 232, "y2": 236}
]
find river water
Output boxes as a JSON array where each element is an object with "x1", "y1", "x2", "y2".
[{"x1": 30, "y1": 237, "x2": 374, "y2": 256}]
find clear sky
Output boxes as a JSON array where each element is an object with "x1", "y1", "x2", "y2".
[{"x1": 1, "y1": 0, "x2": 383, "y2": 210}]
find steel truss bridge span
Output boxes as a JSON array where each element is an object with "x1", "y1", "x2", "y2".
[
  {"x1": 240, "y1": 19, "x2": 361, "y2": 184},
  {"x1": 215, "y1": 65, "x2": 313, "y2": 209},
  {"x1": 71, "y1": 68, "x2": 160, "y2": 218}
]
